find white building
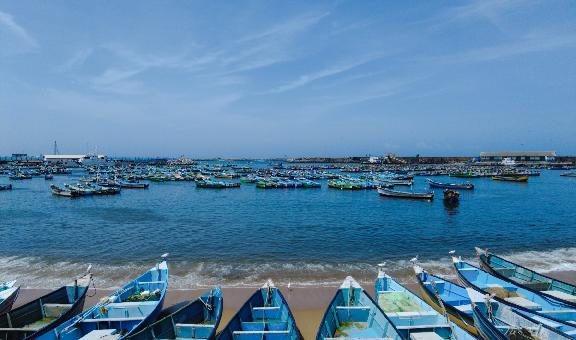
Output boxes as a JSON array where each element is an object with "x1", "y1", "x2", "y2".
[{"x1": 43, "y1": 154, "x2": 108, "y2": 166}]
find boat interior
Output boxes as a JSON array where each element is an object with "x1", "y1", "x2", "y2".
[
  {"x1": 140, "y1": 288, "x2": 222, "y2": 340},
  {"x1": 376, "y1": 276, "x2": 453, "y2": 339},
  {"x1": 319, "y1": 277, "x2": 399, "y2": 340},
  {"x1": 420, "y1": 273, "x2": 473, "y2": 316},
  {"x1": 0, "y1": 283, "x2": 86, "y2": 334},
  {"x1": 456, "y1": 261, "x2": 576, "y2": 322},
  {"x1": 223, "y1": 286, "x2": 298, "y2": 340},
  {"x1": 488, "y1": 255, "x2": 576, "y2": 300}
]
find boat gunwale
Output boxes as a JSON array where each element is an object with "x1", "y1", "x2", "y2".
[{"x1": 477, "y1": 250, "x2": 576, "y2": 308}]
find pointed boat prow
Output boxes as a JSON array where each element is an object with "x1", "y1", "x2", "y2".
[
  {"x1": 262, "y1": 278, "x2": 275, "y2": 288},
  {"x1": 474, "y1": 247, "x2": 487, "y2": 257},
  {"x1": 340, "y1": 276, "x2": 361, "y2": 289}
]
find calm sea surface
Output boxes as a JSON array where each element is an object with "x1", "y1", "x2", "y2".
[{"x1": 1, "y1": 167, "x2": 575, "y2": 288}]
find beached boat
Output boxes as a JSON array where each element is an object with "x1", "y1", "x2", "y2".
[
  {"x1": 38, "y1": 258, "x2": 168, "y2": 340},
  {"x1": 217, "y1": 280, "x2": 302, "y2": 340},
  {"x1": 0, "y1": 271, "x2": 92, "y2": 340},
  {"x1": 127, "y1": 288, "x2": 222, "y2": 340},
  {"x1": 427, "y1": 179, "x2": 474, "y2": 190},
  {"x1": 0, "y1": 184, "x2": 12, "y2": 191},
  {"x1": 196, "y1": 180, "x2": 240, "y2": 189},
  {"x1": 452, "y1": 256, "x2": 576, "y2": 325},
  {"x1": 377, "y1": 188, "x2": 434, "y2": 200},
  {"x1": 491, "y1": 175, "x2": 528, "y2": 182},
  {"x1": 475, "y1": 247, "x2": 576, "y2": 306},
  {"x1": 317, "y1": 276, "x2": 402, "y2": 340},
  {"x1": 0, "y1": 280, "x2": 20, "y2": 315},
  {"x1": 413, "y1": 266, "x2": 478, "y2": 335},
  {"x1": 466, "y1": 287, "x2": 576, "y2": 339},
  {"x1": 375, "y1": 265, "x2": 474, "y2": 339}
]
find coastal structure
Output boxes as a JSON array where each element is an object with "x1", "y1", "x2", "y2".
[
  {"x1": 43, "y1": 154, "x2": 108, "y2": 166},
  {"x1": 480, "y1": 151, "x2": 556, "y2": 162}
]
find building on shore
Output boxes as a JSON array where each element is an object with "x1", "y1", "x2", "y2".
[
  {"x1": 43, "y1": 154, "x2": 108, "y2": 166},
  {"x1": 479, "y1": 151, "x2": 556, "y2": 162}
]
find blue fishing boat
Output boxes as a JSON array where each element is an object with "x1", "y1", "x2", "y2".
[
  {"x1": 0, "y1": 184, "x2": 12, "y2": 191},
  {"x1": 317, "y1": 276, "x2": 402, "y2": 339},
  {"x1": 0, "y1": 270, "x2": 92, "y2": 340},
  {"x1": 375, "y1": 265, "x2": 474, "y2": 339},
  {"x1": 0, "y1": 280, "x2": 20, "y2": 315},
  {"x1": 452, "y1": 256, "x2": 576, "y2": 325},
  {"x1": 466, "y1": 287, "x2": 576, "y2": 339},
  {"x1": 38, "y1": 257, "x2": 168, "y2": 340},
  {"x1": 475, "y1": 247, "x2": 576, "y2": 306},
  {"x1": 427, "y1": 179, "x2": 474, "y2": 190},
  {"x1": 127, "y1": 288, "x2": 222, "y2": 340},
  {"x1": 413, "y1": 266, "x2": 478, "y2": 336},
  {"x1": 217, "y1": 280, "x2": 302, "y2": 340}
]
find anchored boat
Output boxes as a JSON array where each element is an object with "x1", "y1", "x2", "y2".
[
  {"x1": 427, "y1": 179, "x2": 474, "y2": 190},
  {"x1": 0, "y1": 184, "x2": 12, "y2": 191},
  {"x1": 375, "y1": 265, "x2": 474, "y2": 339},
  {"x1": 475, "y1": 247, "x2": 576, "y2": 306},
  {"x1": 317, "y1": 276, "x2": 401, "y2": 339},
  {"x1": 0, "y1": 271, "x2": 92, "y2": 340},
  {"x1": 377, "y1": 188, "x2": 434, "y2": 200},
  {"x1": 217, "y1": 280, "x2": 302, "y2": 340},
  {"x1": 491, "y1": 175, "x2": 528, "y2": 182},
  {"x1": 127, "y1": 288, "x2": 222, "y2": 340},
  {"x1": 38, "y1": 257, "x2": 168, "y2": 340}
]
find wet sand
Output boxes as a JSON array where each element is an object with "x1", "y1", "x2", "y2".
[{"x1": 12, "y1": 270, "x2": 576, "y2": 339}]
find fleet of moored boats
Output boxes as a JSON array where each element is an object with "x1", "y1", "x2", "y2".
[
  {"x1": 1, "y1": 250, "x2": 575, "y2": 339},
  {"x1": 2, "y1": 162, "x2": 574, "y2": 203}
]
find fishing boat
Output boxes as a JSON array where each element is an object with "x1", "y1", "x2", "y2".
[
  {"x1": 317, "y1": 276, "x2": 402, "y2": 339},
  {"x1": 449, "y1": 172, "x2": 480, "y2": 178},
  {"x1": 196, "y1": 180, "x2": 240, "y2": 189},
  {"x1": 9, "y1": 172, "x2": 32, "y2": 180},
  {"x1": 377, "y1": 188, "x2": 434, "y2": 200},
  {"x1": 413, "y1": 266, "x2": 478, "y2": 335},
  {"x1": 0, "y1": 280, "x2": 20, "y2": 315},
  {"x1": 443, "y1": 190, "x2": 460, "y2": 204},
  {"x1": 475, "y1": 247, "x2": 576, "y2": 306},
  {"x1": 0, "y1": 270, "x2": 92, "y2": 340},
  {"x1": 0, "y1": 184, "x2": 12, "y2": 191},
  {"x1": 44, "y1": 174, "x2": 54, "y2": 180},
  {"x1": 466, "y1": 287, "x2": 576, "y2": 339},
  {"x1": 375, "y1": 265, "x2": 474, "y2": 339},
  {"x1": 452, "y1": 256, "x2": 576, "y2": 325},
  {"x1": 38, "y1": 257, "x2": 168, "y2": 340},
  {"x1": 50, "y1": 184, "x2": 84, "y2": 197},
  {"x1": 117, "y1": 180, "x2": 149, "y2": 189},
  {"x1": 127, "y1": 288, "x2": 222, "y2": 340},
  {"x1": 560, "y1": 172, "x2": 576, "y2": 177},
  {"x1": 491, "y1": 175, "x2": 528, "y2": 182},
  {"x1": 427, "y1": 179, "x2": 474, "y2": 190},
  {"x1": 217, "y1": 280, "x2": 302, "y2": 340},
  {"x1": 383, "y1": 179, "x2": 413, "y2": 186}
]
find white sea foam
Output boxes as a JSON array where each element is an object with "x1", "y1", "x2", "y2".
[{"x1": 1, "y1": 248, "x2": 574, "y2": 289}]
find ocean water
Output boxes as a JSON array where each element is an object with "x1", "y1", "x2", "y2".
[{"x1": 0, "y1": 169, "x2": 575, "y2": 289}]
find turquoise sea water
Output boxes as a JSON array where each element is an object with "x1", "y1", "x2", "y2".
[{"x1": 0, "y1": 168, "x2": 575, "y2": 288}]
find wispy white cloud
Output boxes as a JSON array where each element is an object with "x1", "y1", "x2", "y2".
[
  {"x1": 263, "y1": 55, "x2": 383, "y2": 94},
  {"x1": 429, "y1": 29, "x2": 576, "y2": 65},
  {"x1": 0, "y1": 10, "x2": 38, "y2": 55},
  {"x1": 238, "y1": 12, "x2": 330, "y2": 43}
]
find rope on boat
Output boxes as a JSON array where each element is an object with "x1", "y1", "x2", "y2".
[{"x1": 430, "y1": 280, "x2": 458, "y2": 340}]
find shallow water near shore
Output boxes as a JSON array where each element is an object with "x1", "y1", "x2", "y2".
[{"x1": 0, "y1": 169, "x2": 575, "y2": 288}]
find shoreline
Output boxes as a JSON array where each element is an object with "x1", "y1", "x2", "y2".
[{"x1": 12, "y1": 269, "x2": 575, "y2": 339}]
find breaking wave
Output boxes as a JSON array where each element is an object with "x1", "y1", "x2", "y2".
[{"x1": 1, "y1": 247, "x2": 574, "y2": 289}]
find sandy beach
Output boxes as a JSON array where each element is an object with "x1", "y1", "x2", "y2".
[{"x1": 11, "y1": 269, "x2": 575, "y2": 338}]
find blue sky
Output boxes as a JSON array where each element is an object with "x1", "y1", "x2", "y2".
[{"x1": 1, "y1": 1, "x2": 575, "y2": 157}]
